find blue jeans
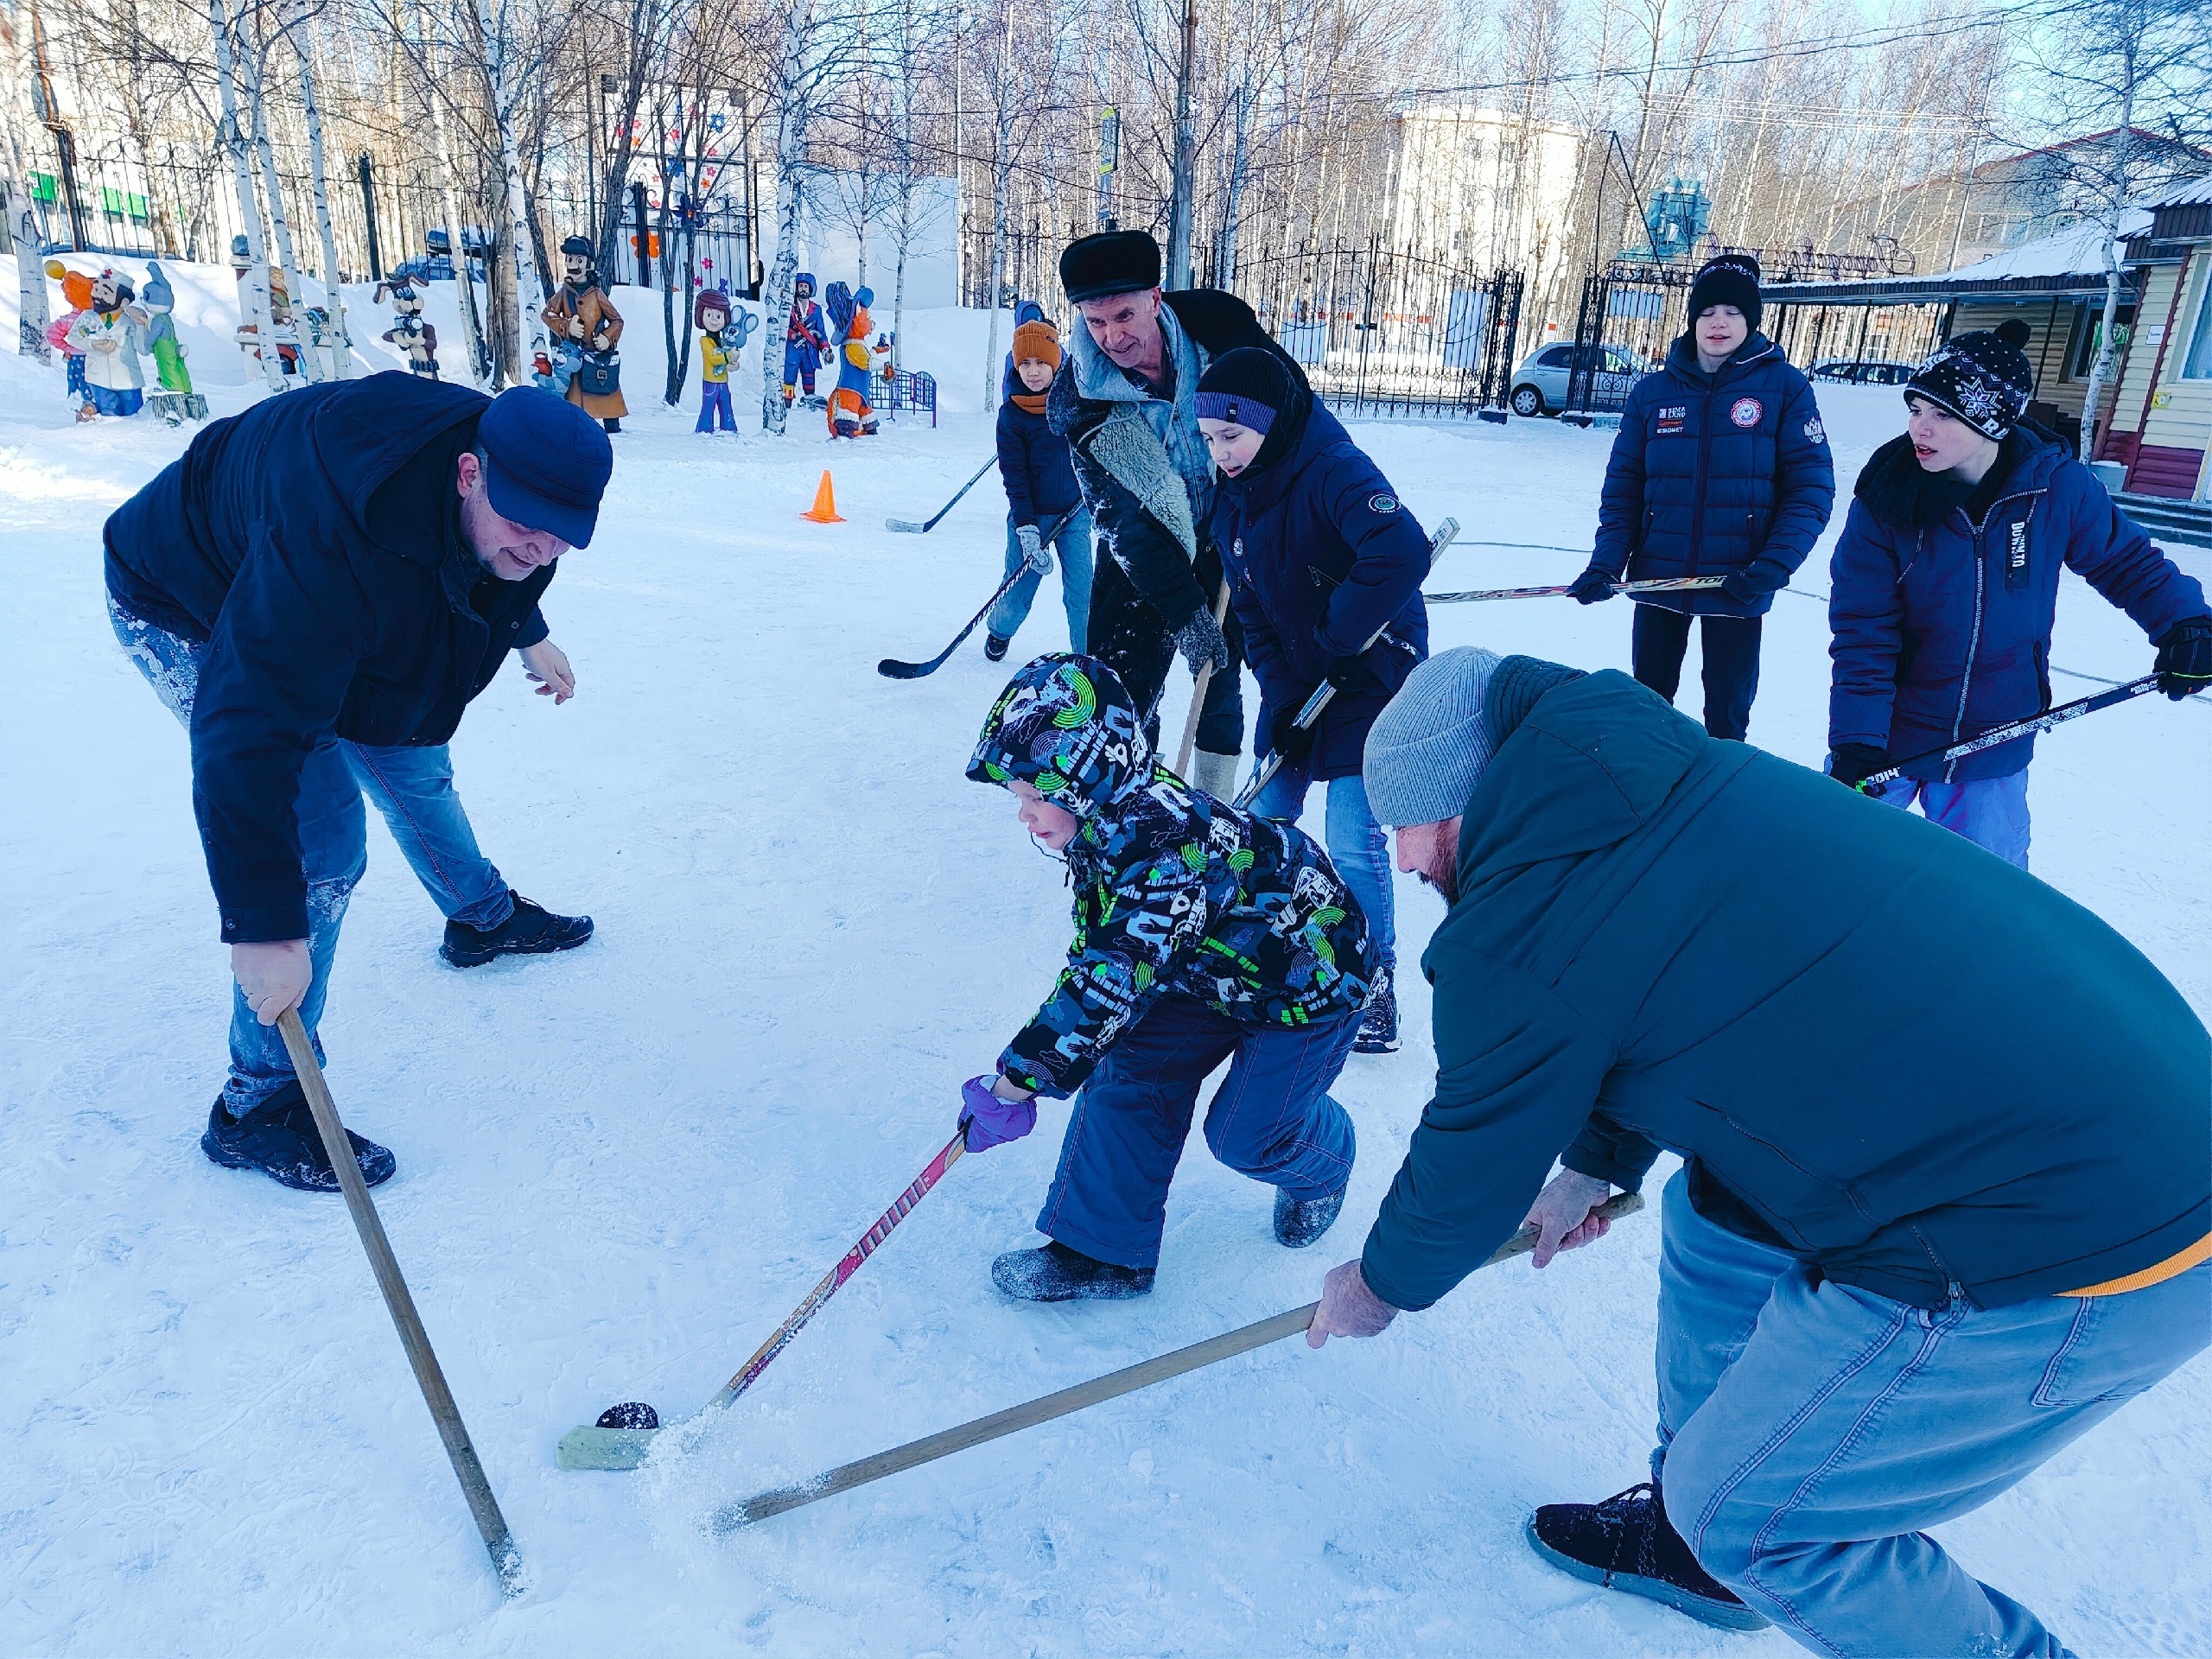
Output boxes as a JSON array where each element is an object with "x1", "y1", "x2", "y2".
[
  {"x1": 1649, "y1": 1168, "x2": 2209, "y2": 1656},
  {"x1": 89, "y1": 384, "x2": 144, "y2": 417},
  {"x1": 1038, "y1": 995, "x2": 1358, "y2": 1269},
  {"x1": 1249, "y1": 764, "x2": 1394, "y2": 972},
  {"x1": 987, "y1": 509, "x2": 1094, "y2": 652},
  {"x1": 696, "y1": 380, "x2": 734, "y2": 432},
  {"x1": 1872, "y1": 769, "x2": 2031, "y2": 869},
  {"x1": 111, "y1": 599, "x2": 512, "y2": 1113}
]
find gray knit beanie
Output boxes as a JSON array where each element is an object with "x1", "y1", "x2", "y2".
[{"x1": 1363, "y1": 646, "x2": 1502, "y2": 827}]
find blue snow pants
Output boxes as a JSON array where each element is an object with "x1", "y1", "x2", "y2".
[
  {"x1": 1649, "y1": 1167, "x2": 2209, "y2": 1656},
  {"x1": 1871, "y1": 768, "x2": 2031, "y2": 869},
  {"x1": 1249, "y1": 765, "x2": 1395, "y2": 974},
  {"x1": 696, "y1": 380, "x2": 734, "y2": 432},
  {"x1": 1038, "y1": 993, "x2": 1358, "y2": 1270}
]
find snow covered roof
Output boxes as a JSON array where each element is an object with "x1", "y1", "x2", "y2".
[
  {"x1": 2138, "y1": 175, "x2": 2212, "y2": 210},
  {"x1": 1763, "y1": 212, "x2": 2156, "y2": 304},
  {"x1": 1937, "y1": 210, "x2": 2152, "y2": 283}
]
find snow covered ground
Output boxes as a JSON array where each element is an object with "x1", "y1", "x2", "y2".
[{"x1": 2, "y1": 294, "x2": 2208, "y2": 1656}]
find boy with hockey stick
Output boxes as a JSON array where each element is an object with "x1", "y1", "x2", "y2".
[
  {"x1": 1827, "y1": 318, "x2": 2211, "y2": 865},
  {"x1": 957, "y1": 653, "x2": 1374, "y2": 1301},
  {"x1": 1198, "y1": 346, "x2": 1429, "y2": 1057},
  {"x1": 1303, "y1": 645, "x2": 2209, "y2": 1654},
  {"x1": 984, "y1": 318, "x2": 1092, "y2": 661},
  {"x1": 1569, "y1": 252, "x2": 1834, "y2": 741}
]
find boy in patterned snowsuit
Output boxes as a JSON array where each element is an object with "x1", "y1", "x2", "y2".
[{"x1": 957, "y1": 653, "x2": 1374, "y2": 1301}]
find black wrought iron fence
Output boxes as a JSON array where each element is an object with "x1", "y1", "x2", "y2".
[{"x1": 1563, "y1": 264, "x2": 1694, "y2": 416}]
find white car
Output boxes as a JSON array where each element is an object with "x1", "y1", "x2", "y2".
[{"x1": 1509, "y1": 344, "x2": 1643, "y2": 416}]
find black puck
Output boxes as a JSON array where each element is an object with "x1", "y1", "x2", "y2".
[{"x1": 596, "y1": 1402, "x2": 660, "y2": 1430}]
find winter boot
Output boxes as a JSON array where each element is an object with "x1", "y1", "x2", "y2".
[
  {"x1": 1355, "y1": 963, "x2": 1400, "y2": 1055},
  {"x1": 1526, "y1": 1483, "x2": 1770, "y2": 1632},
  {"x1": 603, "y1": 418, "x2": 620, "y2": 434},
  {"x1": 1273, "y1": 1182, "x2": 1347, "y2": 1248},
  {"x1": 984, "y1": 632, "x2": 1012, "y2": 663},
  {"x1": 992, "y1": 1240, "x2": 1154, "y2": 1302},
  {"x1": 201, "y1": 1086, "x2": 396, "y2": 1192},
  {"x1": 1188, "y1": 748, "x2": 1238, "y2": 799},
  {"x1": 440, "y1": 894, "x2": 594, "y2": 968}
]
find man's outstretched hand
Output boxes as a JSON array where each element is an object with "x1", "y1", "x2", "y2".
[
  {"x1": 232, "y1": 939, "x2": 310, "y2": 1027},
  {"x1": 1525, "y1": 1169, "x2": 1616, "y2": 1268},
  {"x1": 1306, "y1": 1257, "x2": 1399, "y2": 1349},
  {"x1": 520, "y1": 639, "x2": 575, "y2": 702}
]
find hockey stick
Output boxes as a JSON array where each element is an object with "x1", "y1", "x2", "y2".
[
  {"x1": 558, "y1": 1129, "x2": 969, "y2": 1471},
  {"x1": 1425, "y1": 575, "x2": 1727, "y2": 605},
  {"x1": 1173, "y1": 577, "x2": 1234, "y2": 777},
  {"x1": 274, "y1": 1010, "x2": 525, "y2": 1595},
  {"x1": 718, "y1": 1190, "x2": 1645, "y2": 1529},
  {"x1": 1854, "y1": 674, "x2": 2165, "y2": 792},
  {"x1": 887, "y1": 455, "x2": 996, "y2": 532},
  {"x1": 1233, "y1": 518, "x2": 1460, "y2": 811},
  {"x1": 878, "y1": 508, "x2": 1078, "y2": 680}
]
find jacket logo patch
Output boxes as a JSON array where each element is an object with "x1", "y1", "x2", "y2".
[
  {"x1": 1655, "y1": 404, "x2": 1688, "y2": 435},
  {"x1": 1368, "y1": 493, "x2": 1398, "y2": 514},
  {"x1": 1730, "y1": 397, "x2": 1764, "y2": 428},
  {"x1": 2005, "y1": 519, "x2": 2031, "y2": 589},
  {"x1": 1802, "y1": 416, "x2": 1826, "y2": 443}
]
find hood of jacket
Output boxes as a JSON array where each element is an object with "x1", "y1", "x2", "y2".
[
  {"x1": 968, "y1": 653, "x2": 1156, "y2": 823},
  {"x1": 308, "y1": 372, "x2": 490, "y2": 569},
  {"x1": 1853, "y1": 418, "x2": 2067, "y2": 531}
]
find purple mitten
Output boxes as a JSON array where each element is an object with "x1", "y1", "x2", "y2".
[{"x1": 961, "y1": 1075, "x2": 1036, "y2": 1152}]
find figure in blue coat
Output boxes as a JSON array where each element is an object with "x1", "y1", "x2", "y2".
[
  {"x1": 781, "y1": 271, "x2": 826, "y2": 407},
  {"x1": 1827, "y1": 319, "x2": 2212, "y2": 866},
  {"x1": 1571, "y1": 252, "x2": 1836, "y2": 741},
  {"x1": 1200, "y1": 346, "x2": 1432, "y2": 1057},
  {"x1": 101, "y1": 377, "x2": 612, "y2": 1192}
]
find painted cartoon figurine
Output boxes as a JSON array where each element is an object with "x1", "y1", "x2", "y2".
[
  {"x1": 139, "y1": 261, "x2": 209, "y2": 424},
  {"x1": 43, "y1": 261, "x2": 93, "y2": 416},
  {"x1": 782, "y1": 270, "x2": 827, "y2": 409},
  {"x1": 823, "y1": 281, "x2": 891, "y2": 438},
  {"x1": 543, "y1": 233, "x2": 626, "y2": 433},
  {"x1": 230, "y1": 234, "x2": 301, "y2": 378},
  {"x1": 67, "y1": 266, "x2": 149, "y2": 420},
  {"x1": 694, "y1": 289, "x2": 755, "y2": 434},
  {"x1": 373, "y1": 263, "x2": 440, "y2": 381}
]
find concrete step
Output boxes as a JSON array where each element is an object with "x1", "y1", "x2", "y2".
[{"x1": 2116, "y1": 492, "x2": 2212, "y2": 550}]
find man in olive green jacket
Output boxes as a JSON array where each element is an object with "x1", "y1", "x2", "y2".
[{"x1": 1304, "y1": 647, "x2": 2209, "y2": 1656}]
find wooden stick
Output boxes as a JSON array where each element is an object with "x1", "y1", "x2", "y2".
[
  {"x1": 1173, "y1": 577, "x2": 1234, "y2": 779},
  {"x1": 719, "y1": 1190, "x2": 1645, "y2": 1529},
  {"x1": 275, "y1": 1010, "x2": 525, "y2": 1595}
]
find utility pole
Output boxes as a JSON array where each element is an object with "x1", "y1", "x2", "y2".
[{"x1": 1164, "y1": 0, "x2": 1196, "y2": 289}]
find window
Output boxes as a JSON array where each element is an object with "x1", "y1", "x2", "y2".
[
  {"x1": 1539, "y1": 346, "x2": 1574, "y2": 366},
  {"x1": 2182, "y1": 259, "x2": 2212, "y2": 380},
  {"x1": 2072, "y1": 302, "x2": 2136, "y2": 378}
]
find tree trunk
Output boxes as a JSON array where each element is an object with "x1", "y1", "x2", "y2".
[
  {"x1": 288, "y1": 0, "x2": 353, "y2": 376},
  {"x1": 425, "y1": 3, "x2": 487, "y2": 387},
  {"x1": 473, "y1": 0, "x2": 552, "y2": 380},
  {"x1": 242, "y1": 27, "x2": 327, "y2": 384},
  {"x1": 2, "y1": 48, "x2": 50, "y2": 358},
  {"x1": 207, "y1": 0, "x2": 288, "y2": 392},
  {"x1": 759, "y1": 0, "x2": 815, "y2": 433}
]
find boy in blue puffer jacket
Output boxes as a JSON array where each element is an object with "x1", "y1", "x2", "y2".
[
  {"x1": 1827, "y1": 319, "x2": 2211, "y2": 867},
  {"x1": 957, "y1": 654, "x2": 1375, "y2": 1302},
  {"x1": 1571, "y1": 253, "x2": 1835, "y2": 741},
  {"x1": 1198, "y1": 346, "x2": 1431, "y2": 1056}
]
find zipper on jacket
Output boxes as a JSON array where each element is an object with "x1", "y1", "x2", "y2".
[
  {"x1": 1946, "y1": 487, "x2": 2046, "y2": 784},
  {"x1": 1688, "y1": 385, "x2": 1716, "y2": 574}
]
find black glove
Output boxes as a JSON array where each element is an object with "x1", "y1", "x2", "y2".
[
  {"x1": 1567, "y1": 565, "x2": 1619, "y2": 605},
  {"x1": 1264, "y1": 706, "x2": 1315, "y2": 766},
  {"x1": 2153, "y1": 614, "x2": 2212, "y2": 700},
  {"x1": 1172, "y1": 606, "x2": 1230, "y2": 675},
  {"x1": 1323, "y1": 652, "x2": 1368, "y2": 691},
  {"x1": 1720, "y1": 569, "x2": 1765, "y2": 606},
  {"x1": 1827, "y1": 743, "x2": 1890, "y2": 790}
]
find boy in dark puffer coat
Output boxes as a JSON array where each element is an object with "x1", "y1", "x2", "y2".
[
  {"x1": 1827, "y1": 318, "x2": 2212, "y2": 866},
  {"x1": 1571, "y1": 253, "x2": 1835, "y2": 741},
  {"x1": 1200, "y1": 346, "x2": 1431, "y2": 1057},
  {"x1": 957, "y1": 654, "x2": 1374, "y2": 1301}
]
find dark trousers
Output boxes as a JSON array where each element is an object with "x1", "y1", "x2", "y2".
[
  {"x1": 1630, "y1": 605, "x2": 1764, "y2": 741},
  {"x1": 1084, "y1": 549, "x2": 1245, "y2": 754},
  {"x1": 1037, "y1": 994, "x2": 1358, "y2": 1269}
]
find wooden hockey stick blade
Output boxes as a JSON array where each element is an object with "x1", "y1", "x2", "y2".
[{"x1": 720, "y1": 1190, "x2": 1644, "y2": 1528}]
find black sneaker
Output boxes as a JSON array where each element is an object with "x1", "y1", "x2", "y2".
[
  {"x1": 1526, "y1": 1482, "x2": 1770, "y2": 1631},
  {"x1": 441, "y1": 894, "x2": 594, "y2": 968},
  {"x1": 983, "y1": 632, "x2": 1012, "y2": 663},
  {"x1": 201, "y1": 1087, "x2": 396, "y2": 1192},
  {"x1": 1354, "y1": 964, "x2": 1399, "y2": 1054},
  {"x1": 991, "y1": 1240, "x2": 1154, "y2": 1301},
  {"x1": 1274, "y1": 1183, "x2": 1347, "y2": 1247}
]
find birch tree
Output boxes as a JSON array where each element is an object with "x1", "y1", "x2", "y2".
[
  {"x1": 207, "y1": 0, "x2": 288, "y2": 391},
  {"x1": 283, "y1": 0, "x2": 353, "y2": 375},
  {"x1": 470, "y1": 0, "x2": 552, "y2": 379}
]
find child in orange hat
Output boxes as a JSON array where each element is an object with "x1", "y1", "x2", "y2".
[{"x1": 984, "y1": 318, "x2": 1093, "y2": 659}]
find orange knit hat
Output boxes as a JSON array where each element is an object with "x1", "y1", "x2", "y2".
[{"x1": 1012, "y1": 319, "x2": 1061, "y2": 370}]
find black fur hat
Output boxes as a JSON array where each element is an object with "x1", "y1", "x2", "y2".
[
  {"x1": 1059, "y1": 230, "x2": 1162, "y2": 304},
  {"x1": 1904, "y1": 319, "x2": 2035, "y2": 439}
]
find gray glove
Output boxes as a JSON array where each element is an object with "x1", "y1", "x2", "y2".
[
  {"x1": 1173, "y1": 605, "x2": 1230, "y2": 675},
  {"x1": 1018, "y1": 523, "x2": 1051, "y2": 575}
]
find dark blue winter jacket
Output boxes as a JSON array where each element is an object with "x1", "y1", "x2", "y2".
[
  {"x1": 995, "y1": 397, "x2": 1081, "y2": 528},
  {"x1": 1593, "y1": 334, "x2": 1835, "y2": 616},
  {"x1": 1214, "y1": 403, "x2": 1432, "y2": 779},
  {"x1": 104, "y1": 372, "x2": 554, "y2": 944},
  {"x1": 1830, "y1": 424, "x2": 2209, "y2": 782}
]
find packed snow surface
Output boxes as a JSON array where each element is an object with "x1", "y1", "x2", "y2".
[{"x1": 3, "y1": 277, "x2": 2208, "y2": 1656}]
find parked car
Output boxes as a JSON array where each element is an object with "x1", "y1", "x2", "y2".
[
  {"x1": 1509, "y1": 343, "x2": 1642, "y2": 416},
  {"x1": 1809, "y1": 358, "x2": 1917, "y2": 386}
]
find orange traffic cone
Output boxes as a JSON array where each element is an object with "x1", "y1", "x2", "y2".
[{"x1": 802, "y1": 470, "x2": 845, "y2": 524}]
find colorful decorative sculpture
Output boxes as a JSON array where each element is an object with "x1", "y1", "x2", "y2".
[
  {"x1": 140, "y1": 261, "x2": 209, "y2": 424},
  {"x1": 374, "y1": 263, "x2": 440, "y2": 381},
  {"x1": 823, "y1": 281, "x2": 890, "y2": 438},
  {"x1": 67, "y1": 266, "x2": 149, "y2": 420},
  {"x1": 543, "y1": 233, "x2": 625, "y2": 433},
  {"x1": 782, "y1": 271, "x2": 826, "y2": 409}
]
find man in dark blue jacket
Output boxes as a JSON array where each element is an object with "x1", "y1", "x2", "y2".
[
  {"x1": 1827, "y1": 319, "x2": 2211, "y2": 866},
  {"x1": 1571, "y1": 253, "x2": 1835, "y2": 741},
  {"x1": 104, "y1": 373, "x2": 614, "y2": 1192},
  {"x1": 1200, "y1": 346, "x2": 1430, "y2": 1054}
]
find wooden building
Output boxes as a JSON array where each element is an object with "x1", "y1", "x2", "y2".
[{"x1": 2095, "y1": 178, "x2": 2212, "y2": 501}]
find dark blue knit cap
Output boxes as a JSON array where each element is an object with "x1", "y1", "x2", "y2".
[
  {"x1": 479, "y1": 386, "x2": 614, "y2": 549},
  {"x1": 1196, "y1": 347, "x2": 1294, "y2": 435}
]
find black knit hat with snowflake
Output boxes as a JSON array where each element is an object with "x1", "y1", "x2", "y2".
[
  {"x1": 1904, "y1": 319, "x2": 2034, "y2": 439},
  {"x1": 1687, "y1": 252, "x2": 1763, "y2": 332}
]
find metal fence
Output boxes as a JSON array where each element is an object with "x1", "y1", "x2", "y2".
[{"x1": 1561, "y1": 264, "x2": 1694, "y2": 416}]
